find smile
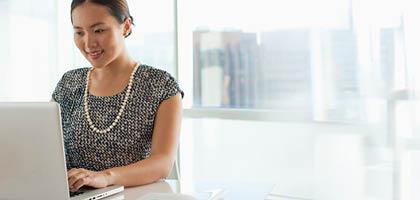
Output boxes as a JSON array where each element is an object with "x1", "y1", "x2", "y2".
[{"x1": 87, "y1": 50, "x2": 104, "y2": 60}]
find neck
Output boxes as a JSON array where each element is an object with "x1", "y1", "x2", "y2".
[{"x1": 93, "y1": 50, "x2": 137, "y2": 77}]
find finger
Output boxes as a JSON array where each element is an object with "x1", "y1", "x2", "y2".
[
  {"x1": 68, "y1": 172, "x2": 89, "y2": 189},
  {"x1": 68, "y1": 168, "x2": 89, "y2": 180},
  {"x1": 67, "y1": 168, "x2": 83, "y2": 179},
  {"x1": 68, "y1": 170, "x2": 84, "y2": 185},
  {"x1": 72, "y1": 176, "x2": 91, "y2": 192}
]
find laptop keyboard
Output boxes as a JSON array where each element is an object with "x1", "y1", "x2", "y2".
[
  {"x1": 70, "y1": 185, "x2": 97, "y2": 197},
  {"x1": 70, "y1": 190, "x2": 85, "y2": 197}
]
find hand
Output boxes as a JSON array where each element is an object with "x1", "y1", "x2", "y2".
[{"x1": 67, "y1": 168, "x2": 111, "y2": 192}]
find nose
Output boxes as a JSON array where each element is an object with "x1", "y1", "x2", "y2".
[{"x1": 84, "y1": 33, "x2": 98, "y2": 51}]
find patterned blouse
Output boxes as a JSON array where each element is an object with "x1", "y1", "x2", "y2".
[{"x1": 52, "y1": 64, "x2": 183, "y2": 171}]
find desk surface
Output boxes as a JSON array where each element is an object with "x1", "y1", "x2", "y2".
[
  {"x1": 105, "y1": 180, "x2": 180, "y2": 200},
  {"x1": 101, "y1": 180, "x2": 274, "y2": 200}
]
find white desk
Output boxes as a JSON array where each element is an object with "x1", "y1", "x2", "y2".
[
  {"x1": 101, "y1": 180, "x2": 274, "y2": 200},
  {"x1": 101, "y1": 180, "x2": 180, "y2": 200}
]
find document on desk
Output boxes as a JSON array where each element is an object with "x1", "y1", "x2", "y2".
[
  {"x1": 265, "y1": 194, "x2": 312, "y2": 200},
  {"x1": 193, "y1": 189, "x2": 226, "y2": 200},
  {"x1": 137, "y1": 189, "x2": 226, "y2": 200},
  {"x1": 137, "y1": 193, "x2": 197, "y2": 200},
  {"x1": 265, "y1": 184, "x2": 313, "y2": 200}
]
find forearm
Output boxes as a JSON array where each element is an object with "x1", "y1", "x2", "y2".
[{"x1": 103, "y1": 154, "x2": 174, "y2": 187}]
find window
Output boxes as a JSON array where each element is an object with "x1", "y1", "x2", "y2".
[
  {"x1": 178, "y1": 0, "x2": 404, "y2": 123},
  {"x1": 126, "y1": 0, "x2": 176, "y2": 75},
  {"x1": 0, "y1": 0, "x2": 58, "y2": 101},
  {"x1": 177, "y1": 0, "x2": 419, "y2": 199}
]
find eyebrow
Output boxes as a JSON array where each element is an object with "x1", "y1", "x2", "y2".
[{"x1": 73, "y1": 22, "x2": 105, "y2": 29}]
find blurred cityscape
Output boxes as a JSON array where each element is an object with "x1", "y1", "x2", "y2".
[{"x1": 192, "y1": 28, "x2": 398, "y2": 120}]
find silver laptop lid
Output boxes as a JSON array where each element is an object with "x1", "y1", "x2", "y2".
[{"x1": 0, "y1": 102, "x2": 70, "y2": 200}]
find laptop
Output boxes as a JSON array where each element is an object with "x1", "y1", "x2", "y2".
[{"x1": 0, "y1": 102, "x2": 124, "y2": 200}]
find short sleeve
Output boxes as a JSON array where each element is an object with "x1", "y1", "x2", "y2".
[
  {"x1": 52, "y1": 73, "x2": 67, "y2": 103},
  {"x1": 159, "y1": 71, "x2": 184, "y2": 103}
]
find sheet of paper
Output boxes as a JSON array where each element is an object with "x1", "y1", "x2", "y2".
[
  {"x1": 193, "y1": 189, "x2": 227, "y2": 200},
  {"x1": 137, "y1": 193, "x2": 197, "y2": 200},
  {"x1": 268, "y1": 184, "x2": 313, "y2": 200}
]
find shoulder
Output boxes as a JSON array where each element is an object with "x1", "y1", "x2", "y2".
[
  {"x1": 136, "y1": 64, "x2": 184, "y2": 101},
  {"x1": 52, "y1": 67, "x2": 89, "y2": 101},
  {"x1": 57, "y1": 67, "x2": 89, "y2": 90},
  {"x1": 60, "y1": 67, "x2": 90, "y2": 83},
  {"x1": 136, "y1": 64, "x2": 177, "y2": 89},
  {"x1": 137, "y1": 64, "x2": 173, "y2": 82}
]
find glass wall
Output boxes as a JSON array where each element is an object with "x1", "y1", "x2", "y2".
[
  {"x1": 178, "y1": 0, "x2": 404, "y2": 123},
  {"x1": 0, "y1": 0, "x2": 59, "y2": 101},
  {"x1": 177, "y1": 0, "x2": 420, "y2": 199},
  {"x1": 0, "y1": 0, "x2": 175, "y2": 101}
]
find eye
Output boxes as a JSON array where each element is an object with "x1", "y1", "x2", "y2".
[
  {"x1": 94, "y1": 29, "x2": 105, "y2": 33},
  {"x1": 74, "y1": 31, "x2": 84, "y2": 36}
]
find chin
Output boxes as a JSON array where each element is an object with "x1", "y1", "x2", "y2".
[{"x1": 86, "y1": 59, "x2": 107, "y2": 68}]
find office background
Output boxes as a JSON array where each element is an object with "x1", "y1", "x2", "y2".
[{"x1": 0, "y1": 0, "x2": 420, "y2": 199}]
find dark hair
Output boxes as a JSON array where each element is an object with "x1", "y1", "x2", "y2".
[{"x1": 71, "y1": 0, "x2": 134, "y2": 37}]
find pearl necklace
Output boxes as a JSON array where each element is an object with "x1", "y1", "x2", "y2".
[{"x1": 83, "y1": 63, "x2": 140, "y2": 134}]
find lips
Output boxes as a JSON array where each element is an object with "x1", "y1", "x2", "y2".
[{"x1": 86, "y1": 50, "x2": 104, "y2": 60}]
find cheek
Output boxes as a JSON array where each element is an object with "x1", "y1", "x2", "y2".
[
  {"x1": 105, "y1": 31, "x2": 124, "y2": 50},
  {"x1": 74, "y1": 37, "x2": 84, "y2": 51}
]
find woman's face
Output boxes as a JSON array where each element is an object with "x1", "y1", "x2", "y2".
[{"x1": 71, "y1": 2, "x2": 129, "y2": 68}]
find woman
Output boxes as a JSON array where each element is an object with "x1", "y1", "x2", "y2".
[{"x1": 52, "y1": 0, "x2": 183, "y2": 192}]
